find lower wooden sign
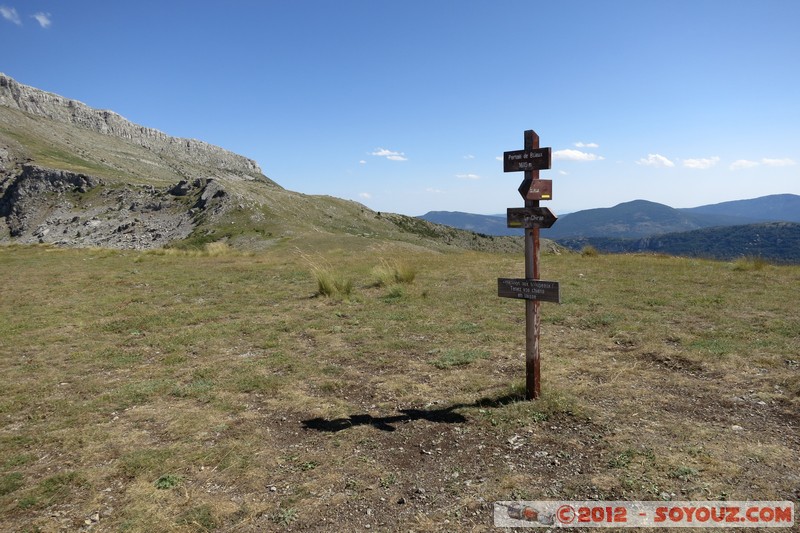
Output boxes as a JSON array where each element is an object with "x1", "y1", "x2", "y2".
[
  {"x1": 507, "y1": 207, "x2": 557, "y2": 229},
  {"x1": 498, "y1": 278, "x2": 561, "y2": 303}
]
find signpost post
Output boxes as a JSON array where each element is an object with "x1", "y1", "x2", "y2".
[{"x1": 499, "y1": 130, "x2": 560, "y2": 400}]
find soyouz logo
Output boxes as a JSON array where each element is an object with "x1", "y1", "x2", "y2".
[{"x1": 493, "y1": 501, "x2": 795, "y2": 528}]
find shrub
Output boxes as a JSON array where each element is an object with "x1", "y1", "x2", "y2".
[
  {"x1": 581, "y1": 245, "x2": 599, "y2": 257},
  {"x1": 154, "y1": 474, "x2": 182, "y2": 490},
  {"x1": 203, "y1": 241, "x2": 232, "y2": 257}
]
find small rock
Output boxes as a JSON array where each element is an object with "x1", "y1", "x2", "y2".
[{"x1": 731, "y1": 425, "x2": 744, "y2": 431}]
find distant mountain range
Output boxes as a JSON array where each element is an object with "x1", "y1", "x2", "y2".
[
  {"x1": 421, "y1": 195, "x2": 800, "y2": 239},
  {"x1": 419, "y1": 195, "x2": 800, "y2": 263}
]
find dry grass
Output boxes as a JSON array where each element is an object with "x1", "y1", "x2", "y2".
[{"x1": 0, "y1": 244, "x2": 797, "y2": 531}]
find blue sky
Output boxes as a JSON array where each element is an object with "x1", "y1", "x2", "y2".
[{"x1": 2, "y1": 1, "x2": 798, "y2": 216}]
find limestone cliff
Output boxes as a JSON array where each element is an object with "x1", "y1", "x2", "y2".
[{"x1": 0, "y1": 73, "x2": 265, "y2": 179}]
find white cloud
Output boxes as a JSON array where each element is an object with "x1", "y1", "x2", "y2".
[
  {"x1": 729, "y1": 157, "x2": 795, "y2": 170},
  {"x1": 463, "y1": 154, "x2": 475, "y2": 160},
  {"x1": 371, "y1": 147, "x2": 407, "y2": 161},
  {"x1": 426, "y1": 187, "x2": 445, "y2": 194},
  {"x1": 554, "y1": 149, "x2": 604, "y2": 161},
  {"x1": 359, "y1": 160, "x2": 366, "y2": 165},
  {"x1": 495, "y1": 156, "x2": 502, "y2": 161},
  {"x1": 558, "y1": 170, "x2": 569, "y2": 176},
  {"x1": 636, "y1": 153, "x2": 675, "y2": 168},
  {"x1": 32, "y1": 11, "x2": 51, "y2": 28},
  {"x1": 761, "y1": 157, "x2": 796, "y2": 167},
  {"x1": 455, "y1": 173, "x2": 480, "y2": 180},
  {"x1": 730, "y1": 159, "x2": 759, "y2": 170},
  {"x1": 358, "y1": 192, "x2": 372, "y2": 199},
  {"x1": 574, "y1": 142, "x2": 599, "y2": 148},
  {"x1": 1, "y1": 6, "x2": 21, "y2": 25},
  {"x1": 683, "y1": 156, "x2": 720, "y2": 169}
]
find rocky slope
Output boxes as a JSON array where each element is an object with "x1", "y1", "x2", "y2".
[{"x1": 0, "y1": 165, "x2": 229, "y2": 248}]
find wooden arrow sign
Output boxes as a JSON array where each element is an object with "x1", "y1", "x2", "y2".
[
  {"x1": 524, "y1": 179, "x2": 552, "y2": 201},
  {"x1": 507, "y1": 207, "x2": 558, "y2": 229}
]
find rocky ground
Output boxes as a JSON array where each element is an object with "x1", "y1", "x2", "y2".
[{"x1": 0, "y1": 165, "x2": 232, "y2": 249}]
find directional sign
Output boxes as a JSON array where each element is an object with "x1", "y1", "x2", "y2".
[
  {"x1": 525, "y1": 179, "x2": 552, "y2": 201},
  {"x1": 498, "y1": 278, "x2": 561, "y2": 303},
  {"x1": 507, "y1": 207, "x2": 558, "y2": 229},
  {"x1": 503, "y1": 147, "x2": 552, "y2": 172}
]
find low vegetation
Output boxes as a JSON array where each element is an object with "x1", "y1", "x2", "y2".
[
  {"x1": 558, "y1": 222, "x2": 800, "y2": 264},
  {"x1": 0, "y1": 244, "x2": 797, "y2": 531}
]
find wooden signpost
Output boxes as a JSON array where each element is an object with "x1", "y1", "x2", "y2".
[{"x1": 499, "y1": 130, "x2": 560, "y2": 400}]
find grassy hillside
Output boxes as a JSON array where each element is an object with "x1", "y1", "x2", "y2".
[{"x1": 1, "y1": 244, "x2": 797, "y2": 531}]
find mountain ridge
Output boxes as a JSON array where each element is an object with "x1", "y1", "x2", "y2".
[{"x1": 0, "y1": 73, "x2": 265, "y2": 180}]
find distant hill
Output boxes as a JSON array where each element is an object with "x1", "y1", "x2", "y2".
[
  {"x1": 557, "y1": 222, "x2": 800, "y2": 264},
  {"x1": 542, "y1": 199, "x2": 760, "y2": 239},
  {"x1": 684, "y1": 194, "x2": 800, "y2": 222},
  {"x1": 419, "y1": 211, "x2": 521, "y2": 237}
]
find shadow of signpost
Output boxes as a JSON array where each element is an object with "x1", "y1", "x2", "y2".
[{"x1": 301, "y1": 392, "x2": 524, "y2": 433}]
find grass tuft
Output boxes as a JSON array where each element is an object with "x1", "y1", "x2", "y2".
[
  {"x1": 371, "y1": 259, "x2": 417, "y2": 287},
  {"x1": 314, "y1": 268, "x2": 354, "y2": 298},
  {"x1": 430, "y1": 348, "x2": 489, "y2": 369},
  {"x1": 731, "y1": 255, "x2": 769, "y2": 271}
]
